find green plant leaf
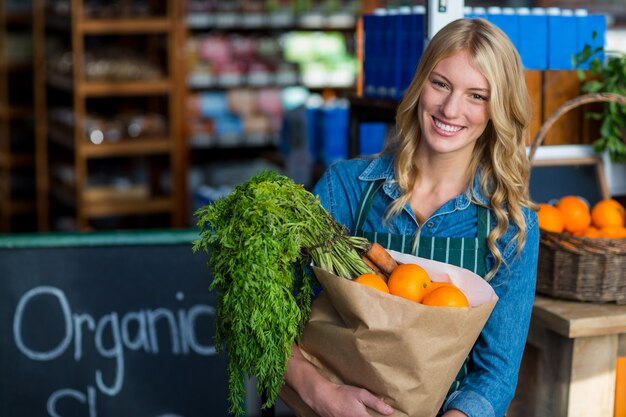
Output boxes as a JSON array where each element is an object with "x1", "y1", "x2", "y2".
[{"x1": 577, "y1": 44, "x2": 626, "y2": 163}]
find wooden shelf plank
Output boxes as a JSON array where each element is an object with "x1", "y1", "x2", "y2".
[
  {"x1": 0, "y1": 104, "x2": 34, "y2": 121},
  {"x1": 0, "y1": 60, "x2": 33, "y2": 72},
  {"x1": 79, "y1": 17, "x2": 171, "y2": 34},
  {"x1": 533, "y1": 295, "x2": 626, "y2": 339},
  {"x1": 50, "y1": 178, "x2": 175, "y2": 218},
  {"x1": 80, "y1": 79, "x2": 172, "y2": 96},
  {"x1": 83, "y1": 196, "x2": 175, "y2": 217},
  {"x1": 3, "y1": 11, "x2": 32, "y2": 25},
  {"x1": 0, "y1": 152, "x2": 35, "y2": 168},
  {"x1": 49, "y1": 122, "x2": 172, "y2": 157},
  {"x1": 0, "y1": 198, "x2": 37, "y2": 215},
  {"x1": 80, "y1": 138, "x2": 172, "y2": 158},
  {"x1": 48, "y1": 75, "x2": 172, "y2": 96}
]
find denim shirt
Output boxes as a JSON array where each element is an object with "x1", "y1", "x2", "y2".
[{"x1": 312, "y1": 152, "x2": 539, "y2": 417}]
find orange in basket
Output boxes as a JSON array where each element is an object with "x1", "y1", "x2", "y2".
[
  {"x1": 538, "y1": 203, "x2": 565, "y2": 233},
  {"x1": 598, "y1": 226, "x2": 626, "y2": 239},
  {"x1": 591, "y1": 199, "x2": 625, "y2": 229},
  {"x1": 557, "y1": 196, "x2": 591, "y2": 234}
]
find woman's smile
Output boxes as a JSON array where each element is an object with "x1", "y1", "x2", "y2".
[{"x1": 432, "y1": 116, "x2": 464, "y2": 135}]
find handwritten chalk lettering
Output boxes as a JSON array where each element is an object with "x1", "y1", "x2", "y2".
[
  {"x1": 46, "y1": 384, "x2": 189, "y2": 417},
  {"x1": 14, "y1": 286, "x2": 73, "y2": 361},
  {"x1": 47, "y1": 386, "x2": 97, "y2": 417},
  {"x1": 13, "y1": 286, "x2": 216, "y2": 363},
  {"x1": 13, "y1": 285, "x2": 217, "y2": 415},
  {"x1": 94, "y1": 312, "x2": 124, "y2": 396}
]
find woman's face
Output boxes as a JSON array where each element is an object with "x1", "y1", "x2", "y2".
[{"x1": 417, "y1": 49, "x2": 491, "y2": 159}]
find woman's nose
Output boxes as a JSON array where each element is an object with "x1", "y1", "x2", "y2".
[{"x1": 441, "y1": 93, "x2": 462, "y2": 119}]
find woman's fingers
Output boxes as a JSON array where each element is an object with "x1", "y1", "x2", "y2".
[
  {"x1": 318, "y1": 385, "x2": 394, "y2": 417},
  {"x1": 358, "y1": 389, "x2": 395, "y2": 416}
]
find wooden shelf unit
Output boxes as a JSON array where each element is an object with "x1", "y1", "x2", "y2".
[
  {"x1": 0, "y1": 0, "x2": 38, "y2": 233},
  {"x1": 36, "y1": 0, "x2": 185, "y2": 231}
]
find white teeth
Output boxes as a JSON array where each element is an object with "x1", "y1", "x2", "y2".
[{"x1": 434, "y1": 118, "x2": 462, "y2": 132}]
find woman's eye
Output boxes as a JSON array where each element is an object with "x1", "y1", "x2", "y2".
[
  {"x1": 432, "y1": 80, "x2": 448, "y2": 89},
  {"x1": 471, "y1": 93, "x2": 488, "y2": 101}
]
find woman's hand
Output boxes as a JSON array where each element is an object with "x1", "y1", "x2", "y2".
[
  {"x1": 284, "y1": 344, "x2": 394, "y2": 417},
  {"x1": 310, "y1": 382, "x2": 394, "y2": 417}
]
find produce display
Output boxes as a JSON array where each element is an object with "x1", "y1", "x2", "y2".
[{"x1": 538, "y1": 196, "x2": 626, "y2": 238}]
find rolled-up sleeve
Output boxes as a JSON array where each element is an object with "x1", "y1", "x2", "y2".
[{"x1": 443, "y1": 210, "x2": 539, "y2": 417}]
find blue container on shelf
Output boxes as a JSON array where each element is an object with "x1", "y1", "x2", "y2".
[
  {"x1": 359, "y1": 122, "x2": 387, "y2": 156},
  {"x1": 403, "y1": 6, "x2": 425, "y2": 99},
  {"x1": 306, "y1": 104, "x2": 323, "y2": 163},
  {"x1": 486, "y1": 7, "x2": 520, "y2": 53},
  {"x1": 517, "y1": 7, "x2": 548, "y2": 70},
  {"x1": 363, "y1": 9, "x2": 388, "y2": 98},
  {"x1": 547, "y1": 8, "x2": 578, "y2": 70},
  {"x1": 362, "y1": 7, "x2": 425, "y2": 100},
  {"x1": 320, "y1": 102, "x2": 349, "y2": 166}
]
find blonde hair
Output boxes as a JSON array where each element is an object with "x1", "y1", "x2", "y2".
[{"x1": 385, "y1": 18, "x2": 535, "y2": 280}]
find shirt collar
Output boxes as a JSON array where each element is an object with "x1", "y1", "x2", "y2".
[
  {"x1": 358, "y1": 153, "x2": 490, "y2": 208},
  {"x1": 358, "y1": 152, "x2": 396, "y2": 182}
]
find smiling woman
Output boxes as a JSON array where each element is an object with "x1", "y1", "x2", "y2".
[{"x1": 284, "y1": 17, "x2": 539, "y2": 417}]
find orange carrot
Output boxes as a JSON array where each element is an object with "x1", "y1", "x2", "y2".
[
  {"x1": 361, "y1": 255, "x2": 389, "y2": 281},
  {"x1": 364, "y1": 242, "x2": 398, "y2": 276},
  {"x1": 362, "y1": 255, "x2": 382, "y2": 273}
]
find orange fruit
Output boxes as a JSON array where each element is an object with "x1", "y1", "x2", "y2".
[
  {"x1": 591, "y1": 199, "x2": 625, "y2": 229},
  {"x1": 598, "y1": 226, "x2": 626, "y2": 239},
  {"x1": 537, "y1": 203, "x2": 565, "y2": 233},
  {"x1": 556, "y1": 196, "x2": 591, "y2": 234},
  {"x1": 422, "y1": 285, "x2": 469, "y2": 308},
  {"x1": 387, "y1": 263, "x2": 432, "y2": 302},
  {"x1": 354, "y1": 273, "x2": 390, "y2": 293},
  {"x1": 583, "y1": 226, "x2": 601, "y2": 238}
]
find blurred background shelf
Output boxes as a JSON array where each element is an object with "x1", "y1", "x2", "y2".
[
  {"x1": 35, "y1": 0, "x2": 184, "y2": 231},
  {"x1": 0, "y1": 0, "x2": 623, "y2": 234},
  {"x1": 0, "y1": 0, "x2": 37, "y2": 233}
]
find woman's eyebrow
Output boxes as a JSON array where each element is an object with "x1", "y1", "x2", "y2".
[{"x1": 431, "y1": 71, "x2": 490, "y2": 93}]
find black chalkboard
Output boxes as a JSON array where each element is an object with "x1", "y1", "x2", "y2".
[
  {"x1": 530, "y1": 158, "x2": 609, "y2": 206},
  {"x1": 0, "y1": 230, "x2": 230, "y2": 417}
]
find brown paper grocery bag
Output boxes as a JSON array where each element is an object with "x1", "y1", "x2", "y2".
[{"x1": 280, "y1": 250, "x2": 498, "y2": 417}]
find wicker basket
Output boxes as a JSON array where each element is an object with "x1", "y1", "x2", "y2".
[{"x1": 530, "y1": 92, "x2": 626, "y2": 304}]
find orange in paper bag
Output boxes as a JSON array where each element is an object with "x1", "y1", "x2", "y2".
[
  {"x1": 354, "y1": 273, "x2": 390, "y2": 293},
  {"x1": 387, "y1": 263, "x2": 432, "y2": 302},
  {"x1": 422, "y1": 285, "x2": 469, "y2": 308},
  {"x1": 279, "y1": 250, "x2": 498, "y2": 417}
]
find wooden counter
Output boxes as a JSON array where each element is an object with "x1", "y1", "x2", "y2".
[{"x1": 510, "y1": 294, "x2": 626, "y2": 417}]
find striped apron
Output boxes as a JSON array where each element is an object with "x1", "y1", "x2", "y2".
[{"x1": 352, "y1": 180, "x2": 490, "y2": 399}]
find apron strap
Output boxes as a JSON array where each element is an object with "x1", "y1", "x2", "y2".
[
  {"x1": 353, "y1": 179, "x2": 384, "y2": 233},
  {"x1": 476, "y1": 205, "x2": 491, "y2": 242}
]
